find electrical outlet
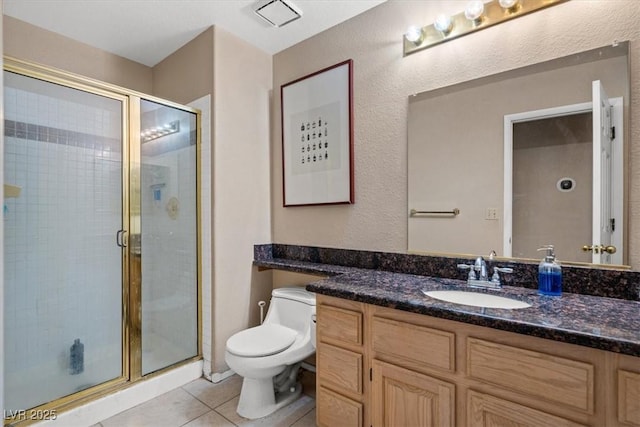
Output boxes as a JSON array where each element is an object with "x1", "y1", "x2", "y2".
[{"x1": 485, "y1": 208, "x2": 498, "y2": 220}]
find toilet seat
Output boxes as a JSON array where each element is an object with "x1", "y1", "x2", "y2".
[{"x1": 227, "y1": 324, "x2": 297, "y2": 357}]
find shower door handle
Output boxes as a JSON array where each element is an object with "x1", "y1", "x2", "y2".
[{"x1": 116, "y1": 229, "x2": 128, "y2": 248}]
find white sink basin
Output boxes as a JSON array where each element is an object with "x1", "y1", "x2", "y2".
[{"x1": 423, "y1": 290, "x2": 531, "y2": 309}]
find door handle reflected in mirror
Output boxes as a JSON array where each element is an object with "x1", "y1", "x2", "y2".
[{"x1": 582, "y1": 245, "x2": 617, "y2": 254}]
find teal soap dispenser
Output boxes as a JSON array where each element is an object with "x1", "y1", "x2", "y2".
[{"x1": 537, "y1": 245, "x2": 562, "y2": 296}]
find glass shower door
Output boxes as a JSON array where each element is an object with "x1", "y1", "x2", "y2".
[
  {"x1": 138, "y1": 99, "x2": 198, "y2": 375},
  {"x1": 3, "y1": 71, "x2": 126, "y2": 411}
]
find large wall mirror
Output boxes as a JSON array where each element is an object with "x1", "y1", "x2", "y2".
[{"x1": 408, "y1": 42, "x2": 630, "y2": 268}]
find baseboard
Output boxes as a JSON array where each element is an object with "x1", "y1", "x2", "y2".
[{"x1": 209, "y1": 368, "x2": 235, "y2": 383}]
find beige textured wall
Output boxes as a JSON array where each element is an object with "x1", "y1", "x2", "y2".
[
  {"x1": 152, "y1": 28, "x2": 214, "y2": 105},
  {"x1": 212, "y1": 26, "x2": 273, "y2": 373},
  {"x1": 407, "y1": 55, "x2": 626, "y2": 259},
  {"x1": 272, "y1": 0, "x2": 640, "y2": 269},
  {"x1": 3, "y1": 16, "x2": 152, "y2": 93}
]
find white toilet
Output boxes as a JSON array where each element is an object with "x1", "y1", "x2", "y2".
[{"x1": 225, "y1": 287, "x2": 317, "y2": 419}]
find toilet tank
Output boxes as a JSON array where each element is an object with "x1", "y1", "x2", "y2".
[{"x1": 266, "y1": 287, "x2": 316, "y2": 334}]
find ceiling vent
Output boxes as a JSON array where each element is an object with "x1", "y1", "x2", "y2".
[{"x1": 254, "y1": 0, "x2": 303, "y2": 28}]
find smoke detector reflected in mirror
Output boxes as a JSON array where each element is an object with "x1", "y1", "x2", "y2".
[{"x1": 557, "y1": 177, "x2": 576, "y2": 192}]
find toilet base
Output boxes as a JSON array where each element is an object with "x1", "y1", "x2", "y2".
[{"x1": 237, "y1": 378, "x2": 303, "y2": 420}]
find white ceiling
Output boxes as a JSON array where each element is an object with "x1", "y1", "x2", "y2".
[{"x1": 3, "y1": 0, "x2": 386, "y2": 67}]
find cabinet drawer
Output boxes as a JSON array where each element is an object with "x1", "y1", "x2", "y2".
[
  {"x1": 318, "y1": 342, "x2": 362, "y2": 395},
  {"x1": 618, "y1": 369, "x2": 640, "y2": 425},
  {"x1": 317, "y1": 386, "x2": 363, "y2": 427},
  {"x1": 318, "y1": 305, "x2": 362, "y2": 346},
  {"x1": 467, "y1": 390, "x2": 586, "y2": 427},
  {"x1": 467, "y1": 338, "x2": 594, "y2": 413},
  {"x1": 372, "y1": 316, "x2": 455, "y2": 372}
]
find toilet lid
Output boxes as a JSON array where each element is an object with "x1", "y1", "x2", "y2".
[{"x1": 226, "y1": 324, "x2": 297, "y2": 357}]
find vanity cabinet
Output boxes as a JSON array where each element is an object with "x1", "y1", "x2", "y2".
[
  {"x1": 316, "y1": 297, "x2": 367, "y2": 427},
  {"x1": 315, "y1": 294, "x2": 640, "y2": 427}
]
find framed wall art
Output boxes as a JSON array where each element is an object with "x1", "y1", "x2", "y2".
[{"x1": 281, "y1": 59, "x2": 354, "y2": 206}]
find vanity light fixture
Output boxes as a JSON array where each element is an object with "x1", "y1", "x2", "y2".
[
  {"x1": 141, "y1": 120, "x2": 180, "y2": 143},
  {"x1": 464, "y1": 0, "x2": 485, "y2": 23},
  {"x1": 405, "y1": 25, "x2": 424, "y2": 44},
  {"x1": 403, "y1": 0, "x2": 567, "y2": 56},
  {"x1": 499, "y1": 0, "x2": 520, "y2": 11},
  {"x1": 434, "y1": 14, "x2": 453, "y2": 34}
]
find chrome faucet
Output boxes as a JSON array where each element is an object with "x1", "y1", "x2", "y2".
[
  {"x1": 457, "y1": 256, "x2": 513, "y2": 289},
  {"x1": 474, "y1": 256, "x2": 489, "y2": 281}
]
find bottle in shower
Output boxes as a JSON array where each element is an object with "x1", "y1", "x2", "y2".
[{"x1": 70, "y1": 338, "x2": 84, "y2": 375}]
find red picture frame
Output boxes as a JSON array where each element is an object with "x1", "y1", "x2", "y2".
[{"x1": 280, "y1": 59, "x2": 354, "y2": 206}]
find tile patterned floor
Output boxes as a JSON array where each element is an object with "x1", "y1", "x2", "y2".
[{"x1": 95, "y1": 375, "x2": 316, "y2": 427}]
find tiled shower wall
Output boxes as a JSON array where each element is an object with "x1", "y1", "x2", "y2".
[{"x1": 3, "y1": 82, "x2": 123, "y2": 409}]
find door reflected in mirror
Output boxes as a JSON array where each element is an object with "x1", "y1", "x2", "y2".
[{"x1": 407, "y1": 42, "x2": 629, "y2": 267}]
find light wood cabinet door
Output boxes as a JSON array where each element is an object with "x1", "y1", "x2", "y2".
[
  {"x1": 317, "y1": 386, "x2": 363, "y2": 427},
  {"x1": 372, "y1": 359, "x2": 455, "y2": 427},
  {"x1": 467, "y1": 390, "x2": 586, "y2": 427},
  {"x1": 618, "y1": 370, "x2": 640, "y2": 426}
]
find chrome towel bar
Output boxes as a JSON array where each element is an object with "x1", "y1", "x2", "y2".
[{"x1": 410, "y1": 208, "x2": 460, "y2": 217}]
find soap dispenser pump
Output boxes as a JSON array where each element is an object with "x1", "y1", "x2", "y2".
[{"x1": 537, "y1": 245, "x2": 562, "y2": 296}]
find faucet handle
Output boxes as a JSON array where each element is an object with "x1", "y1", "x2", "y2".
[
  {"x1": 457, "y1": 263, "x2": 477, "y2": 280},
  {"x1": 491, "y1": 267, "x2": 514, "y2": 284}
]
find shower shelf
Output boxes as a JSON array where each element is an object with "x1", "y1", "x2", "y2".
[{"x1": 4, "y1": 184, "x2": 22, "y2": 198}]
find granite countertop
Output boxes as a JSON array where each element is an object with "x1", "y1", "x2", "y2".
[
  {"x1": 254, "y1": 257, "x2": 640, "y2": 357},
  {"x1": 255, "y1": 257, "x2": 355, "y2": 277}
]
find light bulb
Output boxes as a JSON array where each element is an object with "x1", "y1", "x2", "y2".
[
  {"x1": 405, "y1": 26, "x2": 423, "y2": 43},
  {"x1": 464, "y1": 0, "x2": 485, "y2": 22},
  {"x1": 434, "y1": 14, "x2": 453, "y2": 34},
  {"x1": 499, "y1": 0, "x2": 519, "y2": 9}
]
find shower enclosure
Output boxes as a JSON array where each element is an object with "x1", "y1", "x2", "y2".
[{"x1": 3, "y1": 59, "x2": 200, "y2": 421}]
